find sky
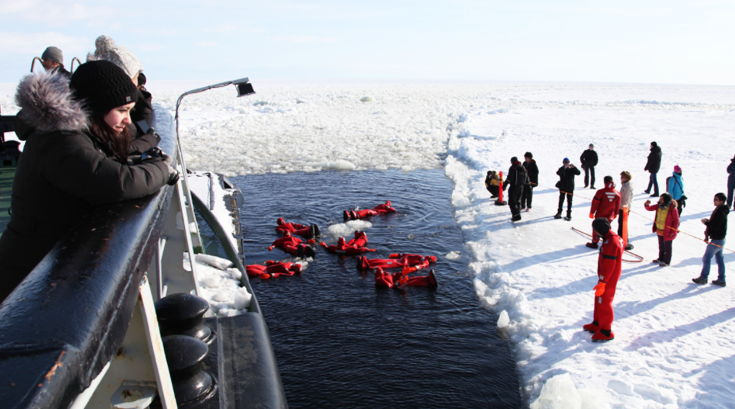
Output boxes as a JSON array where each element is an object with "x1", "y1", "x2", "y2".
[{"x1": 1, "y1": 0, "x2": 734, "y2": 85}]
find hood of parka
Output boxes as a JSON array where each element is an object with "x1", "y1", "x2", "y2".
[{"x1": 14, "y1": 71, "x2": 88, "y2": 139}]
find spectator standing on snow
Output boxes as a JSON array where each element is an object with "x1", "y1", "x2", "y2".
[
  {"x1": 586, "y1": 176, "x2": 621, "y2": 249},
  {"x1": 521, "y1": 152, "x2": 539, "y2": 211},
  {"x1": 692, "y1": 193, "x2": 729, "y2": 287},
  {"x1": 644, "y1": 193, "x2": 680, "y2": 267},
  {"x1": 40, "y1": 46, "x2": 71, "y2": 79},
  {"x1": 619, "y1": 171, "x2": 634, "y2": 250},
  {"x1": 583, "y1": 218, "x2": 623, "y2": 342},
  {"x1": 555, "y1": 158, "x2": 581, "y2": 221},
  {"x1": 667, "y1": 165, "x2": 686, "y2": 215},
  {"x1": 580, "y1": 144, "x2": 598, "y2": 189},
  {"x1": 727, "y1": 156, "x2": 735, "y2": 209},
  {"x1": 644, "y1": 141, "x2": 662, "y2": 197},
  {"x1": 504, "y1": 156, "x2": 528, "y2": 222},
  {"x1": 485, "y1": 170, "x2": 500, "y2": 198}
]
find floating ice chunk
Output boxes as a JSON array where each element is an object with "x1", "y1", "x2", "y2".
[
  {"x1": 497, "y1": 310, "x2": 510, "y2": 328},
  {"x1": 324, "y1": 160, "x2": 356, "y2": 170},
  {"x1": 327, "y1": 221, "x2": 372, "y2": 237},
  {"x1": 196, "y1": 254, "x2": 234, "y2": 270},
  {"x1": 530, "y1": 373, "x2": 581, "y2": 409},
  {"x1": 202, "y1": 276, "x2": 221, "y2": 289},
  {"x1": 360, "y1": 96, "x2": 373, "y2": 102},
  {"x1": 446, "y1": 251, "x2": 461, "y2": 260},
  {"x1": 212, "y1": 291, "x2": 229, "y2": 302},
  {"x1": 227, "y1": 267, "x2": 242, "y2": 280},
  {"x1": 234, "y1": 287, "x2": 252, "y2": 310}
]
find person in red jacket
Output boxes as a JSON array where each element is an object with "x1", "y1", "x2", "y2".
[
  {"x1": 357, "y1": 253, "x2": 437, "y2": 272},
  {"x1": 644, "y1": 193, "x2": 680, "y2": 267},
  {"x1": 269, "y1": 231, "x2": 316, "y2": 258},
  {"x1": 344, "y1": 201, "x2": 397, "y2": 221},
  {"x1": 246, "y1": 261, "x2": 302, "y2": 279},
  {"x1": 583, "y1": 218, "x2": 623, "y2": 342},
  {"x1": 374, "y1": 267, "x2": 438, "y2": 288},
  {"x1": 275, "y1": 217, "x2": 320, "y2": 239},
  {"x1": 586, "y1": 176, "x2": 621, "y2": 248},
  {"x1": 319, "y1": 231, "x2": 375, "y2": 255}
]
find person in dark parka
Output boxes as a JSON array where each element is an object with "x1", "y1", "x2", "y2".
[
  {"x1": 0, "y1": 61, "x2": 174, "y2": 302},
  {"x1": 644, "y1": 141, "x2": 662, "y2": 196},
  {"x1": 727, "y1": 156, "x2": 735, "y2": 209},
  {"x1": 580, "y1": 143, "x2": 598, "y2": 189},
  {"x1": 555, "y1": 157, "x2": 581, "y2": 220},
  {"x1": 504, "y1": 156, "x2": 529, "y2": 221},
  {"x1": 521, "y1": 152, "x2": 539, "y2": 211}
]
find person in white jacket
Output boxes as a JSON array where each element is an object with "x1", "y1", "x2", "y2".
[{"x1": 618, "y1": 171, "x2": 634, "y2": 250}]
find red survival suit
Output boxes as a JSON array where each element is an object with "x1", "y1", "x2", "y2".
[
  {"x1": 585, "y1": 221, "x2": 623, "y2": 342},
  {"x1": 269, "y1": 232, "x2": 315, "y2": 258},
  {"x1": 319, "y1": 231, "x2": 375, "y2": 255},
  {"x1": 589, "y1": 181, "x2": 621, "y2": 244},
  {"x1": 276, "y1": 218, "x2": 319, "y2": 239},
  {"x1": 246, "y1": 261, "x2": 302, "y2": 279},
  {"x1": 374, "y1": 267, "x2": 438, "y2": 288},
  {"x1": 357, "y1": 253, "x2": 437, "y2": 272},
  {"x1": 345, "y1": 201, "x2": 397, "y2": 220}
]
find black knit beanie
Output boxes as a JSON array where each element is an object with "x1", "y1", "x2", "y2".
[
  {"x1": 592, "y1": 218, "x2": 611, "y2": 238},
  {"x1": 70, "y1": 60, "x2": 137, "y2": 116}
]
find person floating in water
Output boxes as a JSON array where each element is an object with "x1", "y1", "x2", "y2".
[
  {"x1": 343, "y1": 201, "x2": 396, "y2": 221},
  {"x1": 319, "y1": 231, "x2": 375, "y2": 255},
  {"x1": 269, "y1": 231, "x2": 316, "y2": 258},
  {"x1": 246, "y1": 261, "x2": 302, "y2": 279},
  {"x1": 275, "y1": 217, "x2": 320, "y2": 239},
  {"x1": 357, "y1": 253, "x2": 437, "y2": 272},
  {"x1": 374, "y1": 267, "x2": 438, "y2": 288}
]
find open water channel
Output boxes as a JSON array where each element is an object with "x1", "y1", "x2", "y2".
[{"x1": 230, "y1": 168, "x2": 521, "y2": 408}]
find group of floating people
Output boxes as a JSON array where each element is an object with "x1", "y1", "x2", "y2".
[{"x1": 246, "y1": 201, "x2": 439, "y2": 289}]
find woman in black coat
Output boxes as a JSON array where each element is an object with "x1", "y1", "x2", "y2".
[{"x1": 0, "y1": 61, "x2": 174, "y2": 302}]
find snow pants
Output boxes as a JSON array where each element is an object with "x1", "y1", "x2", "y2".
[
  {"x1": 583, "y1": 165, "x2": 595, "y2": 188},
  {"x1": 657, "y1": 235, "x2": 673, "y2": 265},
  {"x1": 488, "y1": 185, "x2": 499, "y2": 198},
  {"x1": 508, "y1": 187, "x2": 523, "y2": 216},
  {"x1": 557, "y1": 191, "x2": 573, "y2": 214},
  {"x1": 521, "y1": 186, "x2": 533, "y2": 209}
]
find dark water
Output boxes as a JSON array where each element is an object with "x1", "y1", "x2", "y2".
[{"x1": 229, "y1": 169, "x2": 521, "y2": 409}]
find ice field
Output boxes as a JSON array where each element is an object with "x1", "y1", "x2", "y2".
[{"x1": 2, "y1": 79, "x2": 735, "y2": 408}]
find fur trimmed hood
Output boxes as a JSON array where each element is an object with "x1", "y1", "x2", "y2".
[{"x1": 14, "y1": 71, "x2": 88, "y2": 136}]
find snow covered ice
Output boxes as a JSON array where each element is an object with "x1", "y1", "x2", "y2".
[{"x1": 3, "y1": 80, "x2": 735, "y2": 408}]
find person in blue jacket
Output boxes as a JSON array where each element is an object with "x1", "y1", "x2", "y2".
[{"x1": 667, "y1": 165, "x2": 686, "y2": 216}]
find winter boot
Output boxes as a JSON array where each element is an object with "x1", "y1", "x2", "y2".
[
  {"x1": 313, "y1": 224, "x2": 321, "y2": 237},
  {"x1": 692, "y1": 277, "x2": 707, "y2": 285},
  {"x1": 585, "y1": 242, "x2": 599, "y2": 249},
  {"x1": 564, "y1": 211, "x2": 572, "y2": 221},
  {"x1": 583, "y1": 321, "x2": 600, "y2": 333},
  {"x1": 712, "y1": 280, "x2": 727, "y2": 287},
  {"x1": 304, "y1": 245, "x2": 316, "y2": 258},
  {"x1": 343, "y1": 210, "x2": 351, "y2": 222},
  {"x1": 351, "y1": 210, "x2": 359, "y2": 220},
  {"x1": 625, "y1": 243, "x2": 634, "y2": 251},
  {"x1": 511, "y1": 214, "x2": 522, "y2": 222},
  {"x1": 592, "y1": 329, "x2": 614, "y2": 342},
  {"x1": 554, "y1": 211, "x2": 562, "y2": 219}
]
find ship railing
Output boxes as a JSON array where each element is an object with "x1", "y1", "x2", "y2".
[{"x1": 0, "y1": 103, "x2": 278, "y2": 409}]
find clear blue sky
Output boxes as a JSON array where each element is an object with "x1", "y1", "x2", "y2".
[{"x1": 1, "y1": 0, "x2": 733, "y2": 85}]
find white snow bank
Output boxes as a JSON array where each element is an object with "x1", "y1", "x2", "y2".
[{"x1": 445, "y1": 92, "x2": 735, "y2": 408}]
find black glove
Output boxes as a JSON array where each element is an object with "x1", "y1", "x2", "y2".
[
  {"x1": 132, "y1": 146, "x2": 165, "y2": 164},
  {"x1": 167, "y1": 167, "x2": 180, "y2": 186}
]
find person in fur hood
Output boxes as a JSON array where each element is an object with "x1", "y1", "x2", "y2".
[
  {"x1": 644, "y1": 193, "x2": 680, "y2": 267},
  {"x1": 0, "y1": 61, "x2": 175, "y2": 302}
]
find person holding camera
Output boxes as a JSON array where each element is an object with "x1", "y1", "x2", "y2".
[
  {"x1": 555, "y1": 158, "x2": 581, "y2": 221},
  {"x1": 0, "y1": 61, "x2": 177, "y2": 302}
]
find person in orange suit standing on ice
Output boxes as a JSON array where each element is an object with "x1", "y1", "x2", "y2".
[
  {"x1": 583, "y1": 218, "x2": 623, "y2": 342},
  {"x1": 586, "y1": 176, "x2": 621, "y2": 249}
]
